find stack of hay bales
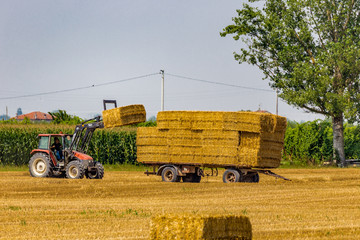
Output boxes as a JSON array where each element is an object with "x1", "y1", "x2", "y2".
[
  {"x1": 137, "y1": 111, "x2": 286, "y2": 168},
  {"x1": 149, "y1": 214, "x2": 252, "y2": 240},
  {"x1": 102, "y1": 104, "x2": 146, "y2": 128}
]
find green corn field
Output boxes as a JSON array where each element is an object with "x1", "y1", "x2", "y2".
[{"x1": 0, "y1": 124, "x2": 137, "y2": 166}]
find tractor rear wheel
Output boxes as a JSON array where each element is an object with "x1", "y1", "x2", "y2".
[
  {"x1": 86, "y1": 162, "x2": 104, "y2": 179},
  {"x1": 66, "y1": 160, "x2": 85, "y2": 179},
  {"x1": 29, "y1": 153, "x2": 52, "y2": 178}
]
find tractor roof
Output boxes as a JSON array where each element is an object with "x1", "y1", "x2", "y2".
[{"x1": 38, "y1": 134, "x2": 72, "y2": 137}]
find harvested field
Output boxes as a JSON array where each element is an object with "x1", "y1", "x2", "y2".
[{"x1": 1, "y1": 168, "x2": 360, "y2": 239}]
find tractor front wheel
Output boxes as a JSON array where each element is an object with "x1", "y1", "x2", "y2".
[
  {"x1": 66, "y1": 161, "x2": 85, "y2": 179},
  {"x1": 86, "y1": 162, "x2": 104, "y2": 179},
  {"x1": 29, "y1": 153, "x2": 52, "y2": 178}
]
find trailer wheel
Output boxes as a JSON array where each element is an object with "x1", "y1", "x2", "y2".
[
  {"x1": 66, "y1": 160, "x2": 85, "y2": 179},
  {"x1": 242, "y1": 172, "x2": 260, "y2": 183},
  {"x1": 252, "y1": 173, "x2": 260, "y2": 183},
  {"x1": 182, "y1": 173, "x2": 201, "y2": 183},
  {"x1": 162, "y1": 167, "x2": 180, "y2": 182},
  {"x1": 223, "y1": 169, "x2": 242, "y2": 183}
]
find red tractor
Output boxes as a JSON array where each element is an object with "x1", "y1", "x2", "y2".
[{"x1": 29, "y1": 117, "x2": 105, "y2": 179}]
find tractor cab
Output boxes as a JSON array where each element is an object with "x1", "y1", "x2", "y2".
[{"x1": 34, "y1": 134, "x2": 72, "y2": 165}]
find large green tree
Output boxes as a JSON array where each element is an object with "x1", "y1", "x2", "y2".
[{"x1": 221, "y1": 0, "x2": 360, "y2": 166}]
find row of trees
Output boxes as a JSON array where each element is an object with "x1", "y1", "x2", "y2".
[
  {"x1": 222, "y1": 0, "x2": 360, "y2": 166},
  {"x1": 284, "y1": 119, "x2": 360, "y2": 165}
]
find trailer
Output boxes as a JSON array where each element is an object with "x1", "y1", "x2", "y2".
[
  {"x1": 142, "y1": 162, "x2": 290, "y2": 183},
  {"x1": 136, "y1": 111, "x2": 290, "y2": 183}
]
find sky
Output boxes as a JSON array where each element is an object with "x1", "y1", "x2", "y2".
[{"x1": 0, "y1": 0, "x2": 324, "y2": 121}]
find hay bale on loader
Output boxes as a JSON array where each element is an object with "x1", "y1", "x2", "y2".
[
  {"x1": 137, "y1": 111, "x2": 289, "y2": 183},
  {"x1": 149, "y1": 214, "x2": 252, "y2": 240},
  {"x1": 102, "y1": 104, "x2": 146, "y2": 128}
]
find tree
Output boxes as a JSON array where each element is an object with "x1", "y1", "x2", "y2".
[
  {"x1": 48, "y1": 110, "x2": 83, "y2": 124},
  {"x1": 220, "y1": 0, "x2": 360, "y2": 166},
  {"x1": 16, "y1": 108, "x2": 22, "y2": 116}
]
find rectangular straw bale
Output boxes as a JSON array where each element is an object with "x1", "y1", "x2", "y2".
[
  {"x1": 261, "y1": 131, "x2": 286, "y2": 143},
  {"x1": 102, "y1": 104, "x2": 146, "y2": 128},
  {"x1": 202, "y1": 145, "x2": 238, "y2": 157},
  {"x1": 136, "y1": 145, "x2": 168, "y2": 163},
  {"x1": 168, "y1": 146, "x2": 203, "y2": 163},
  {"x1": 255, "y1": 157, "x2": 281, "y2": 168},
  {"x1": 167, "y1": 129, "x2": 202, "y2": 146},
  {"x1": 157, "y1": 111, "x2": 224, "y2": 130},
  {"x1": 149, "y1": 214, "x2": 252, "y2": 240},
  {"x1": 274, "y1": 115, "x2": 287, "y2": 132},
  {"x1": 136, "y1": 127, "x2": 168, "y2": 146},
  {"x1": 201, "y1": 155, "x2": 238, "y2": 165},
  {"x1": 157, "y1": 110, "x2": 286, "y2": 133},
  {"x1": 169, "y1": 145, "x2": 202, "y2": 155},
  {"x1": 201, "y1": 130, "x2": 239, "y2": 146}
]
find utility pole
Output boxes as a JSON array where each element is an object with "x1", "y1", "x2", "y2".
[
  {"x1": 276, "y1": 90, "x2": 279, "y2": 115},
  {"x1": 6, "y1": 106, "x2": 8, "y2": 118},
  {"x1": 160, "y1": 70, "x2": 164, "y2": 111}
]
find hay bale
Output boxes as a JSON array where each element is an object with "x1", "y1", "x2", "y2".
[
  {"x1": 157, "y1": 111, "x2": 287, "y2": 133},
  {"x1": 136, "y1": 145, "x2": 168, "y2": 163},
  {"x1": 136, "y1": 111, "x2": 286, "y2": 168},
  {"x1": 137, "y1": 127, "x2": 168, "y2": 146},
  {"x1": 149, "y1": 214, "x2": 252, "y2": 240},
  {"x1": 102, "y1": 104, "x2": 146, "y2": 128}
]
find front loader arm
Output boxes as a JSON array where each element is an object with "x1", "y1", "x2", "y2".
[{"x1": 70, "y1": 116, "x2": 104, "y2": 154}]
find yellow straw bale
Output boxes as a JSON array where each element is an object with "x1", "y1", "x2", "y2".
[
  {"x1": 136, "y1": 111, "x2": 286, "y2": 168},
  {"x1": 149, "y1": 214, "x2": 252, "y2": 240},
  {"x1": 136, "y1": 145, "x2": 168, "y2": 163},
  {"x1": 157, "y1": 111, "x2": 287, "y2": 133},
  {"x1": 102, "y1": 104, "x2": 146, "y2": 128},
  {"x1": 136, "y1": 127, "x2": 168, "y2": 146}
]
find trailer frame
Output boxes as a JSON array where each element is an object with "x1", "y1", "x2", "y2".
[{"x1": 142, "y1": 162, "x2": 290, "y2": 183}]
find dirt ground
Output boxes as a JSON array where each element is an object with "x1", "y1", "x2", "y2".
[{"x1": 1, "y1": 168, "x2": 360, "y2": 239}]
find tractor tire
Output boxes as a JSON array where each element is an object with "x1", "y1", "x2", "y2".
[
  {"x1": 182, "y1": 173, "x2": 201, "y2": 183},
  {"x1": 29, "y1": 153, "x2": 52, "y2": 178},
  {"x1": 65, "y1": 160, "x2": 85, "y2": 179},
  {"x1": 161, "y1": 167, "x2": 180, "y2": 182},
  {"x1": 223, "y1": 169, "x2": 242, "y2": 183},
  {"x1": 86, "y1": 162, "x2": 104, "y2": 179}
]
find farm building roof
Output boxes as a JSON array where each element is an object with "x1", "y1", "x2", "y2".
[{"x1": 12, "y1": 111, "x2": 53, "y2": 121}]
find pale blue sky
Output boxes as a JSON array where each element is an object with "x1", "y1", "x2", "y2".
[{"x1": 0, "y1": 0, "x2": 323, "y2": 121}]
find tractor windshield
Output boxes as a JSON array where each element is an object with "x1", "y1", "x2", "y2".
[{"x1": 38, "y1": 136, "x2": 49, "y2": 150}]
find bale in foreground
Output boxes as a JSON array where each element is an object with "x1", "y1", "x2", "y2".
[
  {"x1": 102, "y1": 104, "x2": 146, "y2": 128},
  {"x1": 149, "y1": 214, "x2": 252, "y2": 240}
]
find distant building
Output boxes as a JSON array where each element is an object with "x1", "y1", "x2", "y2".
[{"x1": 12, "y1": 111, "x2": 53, "y2": 122}]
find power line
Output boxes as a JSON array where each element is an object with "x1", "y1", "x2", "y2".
[
  {"x1": 0, "y1": 73, "x2": 160, "y2": 100},
  {"x1": 165, "y1": 73, "x2": 274, "y2": 93}
]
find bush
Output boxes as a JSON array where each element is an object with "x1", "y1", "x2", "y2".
[{"x1": 283, "y1": 119, "x2": 360, "y2": 165}]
